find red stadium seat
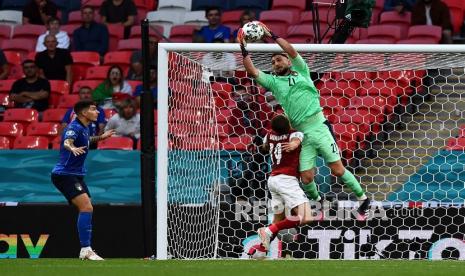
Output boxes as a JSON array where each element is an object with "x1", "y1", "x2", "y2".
[
  {"x1": 0, "y1": 78, "x2": 16, "y2": 94},
  {"x1": 26, "y1": 122, "x2": 60, "y2": 142},
  {"x1": 221, "y1": 135, "x2": 252, "y2": 151},
  {"x1": 81, "y1": 0, "x2": 104, "y2": 9},
  {"x1": 444, "y1": 2, "x2": 464, "y2": 34},
  {"x1": 61, "y1": 24, "x2": 80, "y2": 39},
  {"x1": 407, "y1": 25, "x2": 442, "y2": 43},
  {"x1": 222, "y1": 10, "x2": 244, "y2": 26},
  {"x1": 12, "y1": 25, "x2": 46, "y2": 40},
  {"x1": 286, "y1": 25, "x2": 315, "y2": 43},
  {"x1": 366, "y1": 25, "x2": 402, "y2": 43},
  {"x1": 103, "y1": 51, "x2": 132, "y2": 73},
  {"x1": 85, "y1": 66, "x2": 111, "y2": 81},
  {"x1": 71, "y1": 51, "x2": 101, "y2": 82},
  {"x1": 317, "y1": 80, "x2": 359, "y2": 98},
  {"x1": 0, "y1": 94, "x2": 11, "y2": 109},
  {"x1": 0, "y1": 122, "x2": 24, "y2": 145},
  {"x1": 67, "y1": 10, "x2": 83, "y2": 24},
  {"x1": 97, "y1": 136, "x2": 134, "y2": 150},
  {"x1": 42, "y1": 108, "x2": 68, "y2": 123},
  {"x1": 0, "y1": 136, "x2": 11, "y2": 149},
  {"x1": 49, "y1": 80, "x2": 70, "y2": 108},
  {"x1": 379, "y1": 11, "x2": 411, "y2": 38},
  {"x1": 272, "y1": 0, "x2": 306, "y2": 13},
  {"x1": 107, "y1": 24, "x2": 125, "y2": 51},
  {"x1": 57, "y1": 94, "x2": 80, "y2": 109},
  {"x1": 3, "y1": 108, "x2": 39, "y2": 129},
  {"x1": 13, "y1": 136, "x2": 49, "y2": 149},
  {"x1": 117, "y1": 39, "x2": 141, "y2": 51},
  {"x1": 104, "y1": 108, "x2": 117, "y2": 120},
  {"x1": 1, "y1": 38, "x2": 36, "y2": 58},
  {"x1": 72, "y1": 80, "x2": 102, "y2": 94},
  {"x1": 127, "y1": 80, "x2": 142, "y2": 92},
  {"x1": 3, "y1": 51, "x2": 23, "y2": 79},
  {"x1": 446, "y1": 137, "x2": 465, "y2": 151},
  {"x1": 260, "y1": 10, "x2": 297, "y2": 25},
  {"x1": 169, "y1": 25, "x2": 197, "y2": 42},
  {"x1": 0, "y1": 24, "x2": 11, "y2": 41},
  {"x1": 396, "y1": 38, "x2": 439, "y2": 44},
  {"x1": 130, "y1": 25, "x2": 164, "y2": 39}
]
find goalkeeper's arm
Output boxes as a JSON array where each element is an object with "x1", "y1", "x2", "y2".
[
  {"x1": 259, "y1": 22, "x2": 298, "y2": 59},
  {"x1": 238, "y1": 29, "x2": 260, "y2": 79}
]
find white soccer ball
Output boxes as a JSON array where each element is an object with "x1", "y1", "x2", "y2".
[
  {"x1": 247, "y1": 244, "x2": 267, "y2": 259},
  {"x1": 242, "y1": 21, "x2": 265, "y2": 42}
]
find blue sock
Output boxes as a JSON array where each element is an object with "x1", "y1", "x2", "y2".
[{"x1": 77, "y1": 212, "x2": 92, "y2": 248}]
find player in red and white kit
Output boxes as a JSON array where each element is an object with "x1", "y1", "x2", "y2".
[{"x1": 255, "y1": 114, "x2": 315, "y2": 252}]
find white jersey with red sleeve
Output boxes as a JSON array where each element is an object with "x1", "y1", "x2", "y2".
[{"x1": 264, "y1": 129, "x2": 304, "y2": 178}]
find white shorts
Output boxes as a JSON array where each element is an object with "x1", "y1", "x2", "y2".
[{"x1": 268, "y1": 174, "x2": 309, "y2": 214}]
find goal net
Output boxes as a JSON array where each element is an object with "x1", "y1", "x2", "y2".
[{"x1": 157, "y1": 44, "x2": 465, "y2": 260}]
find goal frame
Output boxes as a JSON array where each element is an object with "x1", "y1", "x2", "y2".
[{"x1": 156, "y1": 43, "x2": 465, "y2": 260}]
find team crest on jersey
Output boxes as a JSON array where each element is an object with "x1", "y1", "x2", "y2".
[
  {"x1": 75, "y1": 183, "x2": 83, "y2": 191},
  {"x1": 66, "y1": 130, "x2": 75, "y2": 136}
]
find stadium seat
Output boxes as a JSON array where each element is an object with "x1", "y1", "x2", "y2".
[
  {"x1": 49, "y1": 80, "x2": 70, "y2": 108},
  {"x1": 97, "y1": 136, "x2": 134, "y2": 150},
  {"x1": 272, "y1": 0, "x2": 306, "y2": 13},
  {"x1": 127, "y1": 81, "x2": 142, "y2": 92},
  {"x1": 183, "y1": 11, "x2": 209, "y2": 25},
  {"x1": 1, "y1": 0, "x2": 28, "y2": 10},
  {"x1": 222, "y1": 10, "x2": 244, "y2": 26},
  {"x1": 130, "y1": 25, "x2": 164, "y2": 39},
  {"x1": 85, "y1": 66, "x2": 111, "y2": 81},
  {"x1": 260, "y1": 10, "x2": 298, "y2": 25},
  {"x1": 221, "y1": 135, "x2": 253, "y2": 151},
  {"x1": 0, "y1": 24, "x2": 11, "y2": 41},
  {"x1": 61, "y1": 24, "x2": 81, "y2": 39},
  {"x1": 0, "y1": 94, "x2": 11, "y2": 109},
  {"x1": 146, "y1": 11, "x2": 184, "y2": 37},
  {"x1": 0, "y1": 10, "x2": 23, "y2": 24},
  {"x1": 445, "y1": 137, "x2": 465, "y2": 151},
  {"x1": 135, "y1": 7, "x2": 148, "y2": 25},
  {"x1": 13, "y1": 136, "x2": 49, "y2": 149},
  {"x1": 443, "y1": 1, "x2": 464, "y2": 34},
  {"x1": 71, "y1": 51, "x2": 101, "y2": 82},
  {"x1": 396, "y1": 38, "x2": 439, "y2": 44},
  {"x1": 107, "y1": 24, "x2": 125, "y2": 52},
  {"x1": 158, "y1": 0, "x2": 192, "y2": 11},
  {"x1": 42, "y1": 108, "x2": 68, "y2": 123},
  {"x1": 0, "y1": 122, "x2": 24, "y2": 144},
  {"x1": 26, "y1": 122, "x2": 60, "y2": 142},
  {"x1": 286, "y1": 25, "x2": 315, "y2": 43},
  {"x1": 232, "y1": 0, "x2": 269, "y2": 11},
  {"x1": 1, "y1": 39, "x2": 36, "y2": 58},
  {"x1": 317, "y1": 80, "x2": 358, "y2": 98},
  {"x1": 379, "y1": 11, "x2": 411, "y2": 38},
  {"x1": 3, "y1": 108, "x2": 39, "y2": 129},
  {"x1": 67, "y1": 11, "x2": 83, "y2": 25},
  {"x1": 72, "y1": 80, "x2": 101, "y2": 93},
  {"x1": 51, "y1": 136, "x2": 61, "y2": 149},
  {"x1": 103, "y1": 51, "x2": 132, "y2": 73},
  {"x1": 12, "y1": 25, "x2": 46, "y2": 40},
  {"x1": 169, "y1": 25, "x2": 197, "y2": 42},
  {"x1": 104, "y1": 108, "x2": 117, "y2": 120},
  {"x1": 117, "y1": 39, "x2": 141, "y2": 51},
  {"x1": 0, "y1": 136, "x2": 11, "y2": 149},
  {"x1": 0, "y1": 78, "x2": 16, "y2": 94},
  {"x1": 366, "y1": 25, "x2": 402, "y2": 43},
  {"x1": 407, "y1": 25, "x2": 442, "y2": 43},
  {"x1": 81, "y1": 0, "x2": 104, "y2": 9},
  {"x1": 57, "y1": 94, "x2": 80, "y2": 109}
]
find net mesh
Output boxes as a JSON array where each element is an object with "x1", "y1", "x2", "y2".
[{"x1": 165, "y1": 48, "x2": 465, "y2": 259}]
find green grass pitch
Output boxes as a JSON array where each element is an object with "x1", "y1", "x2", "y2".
[{"x1": 1, "y1": 259, "x2": 465, "y2": 276}]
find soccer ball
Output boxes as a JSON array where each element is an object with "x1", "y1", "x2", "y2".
[
  {"x1": 242, "y1": 21, "x2": 265, "y2": 42},
  {"x1": 247, "y1": 244, "x2": 267, "y2": 259}
]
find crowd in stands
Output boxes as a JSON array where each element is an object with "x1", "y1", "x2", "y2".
[{"x1": 0, "y1": 0, "x2": 464, "y2": 151}]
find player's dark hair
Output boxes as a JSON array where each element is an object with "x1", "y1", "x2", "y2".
[
  {"x1": 271, "y1": 115, "x2": 291, "y2": 135},
  {"x1": 81, "y1": 5, "x2": 94, "y2": 12},
  {"x1": 22, "y1": 59, "x2": 36, "y2": 66},
  {"x1": 205, "y1": 6, "x2": 221, "y2": 17},
  {"x1": 74, "y1": 99, "x2": 95, "y2": 116},
  {"x1": 272, "y1": 53, "x2": 289, "y2": 59}
]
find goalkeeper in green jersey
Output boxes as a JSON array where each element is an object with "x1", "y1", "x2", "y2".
[{"x1": 238, "y1": 23, "x2": 371, "y2": 219}]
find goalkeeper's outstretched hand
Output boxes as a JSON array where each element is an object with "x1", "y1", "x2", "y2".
[
  {"x1": 258, "y1": 22, "x2": 272, "y2": 38},
  {"x1": 237, "y1": 28, "x2": 246, "y2": 47}
]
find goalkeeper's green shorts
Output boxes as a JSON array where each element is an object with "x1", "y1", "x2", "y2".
[{"x1": 295, "y1": 112, "x2": 341, "y2": 172}]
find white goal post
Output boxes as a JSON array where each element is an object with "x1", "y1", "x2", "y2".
[{"x1": 157, "y1": 43, "x2": 465, "y2": 260}]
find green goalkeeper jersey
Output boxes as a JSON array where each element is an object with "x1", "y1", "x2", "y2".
[{"x1": 256, "y1": 54, "x2": 322, "y2": 128}]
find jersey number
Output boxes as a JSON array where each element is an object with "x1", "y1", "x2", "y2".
[
  {"x1": 288, "y1": 77, "x2": 296, "y2": 86},
  {"x1": 331, "y1": 143, "x2": 339, "y2": 154},
  {"x1": 269, "y1": 143, "x2": 282, "y2": 165}
]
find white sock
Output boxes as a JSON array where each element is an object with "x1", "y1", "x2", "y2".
[{"x1": 81, "y1": 246, "x2": 92, "y2": 251}]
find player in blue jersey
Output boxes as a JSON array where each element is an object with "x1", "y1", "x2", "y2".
[{"x1": 51, "y1": 99, "x2": 115, "y2": 260}]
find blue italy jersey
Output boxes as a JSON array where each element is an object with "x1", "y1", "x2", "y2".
[{"x1": 52, "y1": 119, "x2": 90, "y2": 175}]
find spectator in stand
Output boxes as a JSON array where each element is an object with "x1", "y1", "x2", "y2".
[
  {"x1": 133, "y1": 65, "x2": 157, "y2": 107},
  {"x1": 201, "y1": 38, "x2": 236, "y2": 82},
  {"x1": 9, "y1": 60, "x2": 50, "y2": 112},
  {"x1": 411, "y1": 0, "x2": 453, "y2": 44},
  {"x1": 197, "y1": 7, "x2": 231, "y2": 43},
  {"x1": 105, "y1": 98, "x2": 140, "y2": 147},
  {"x1": 92, "y1": 65, "x2": 132, "y2": 109},
  {"x1": 232, "y1": 10, "x2": 256, "y2": 41},
  {"x1": 35, "y1": 34, "x2": 73, "y2": 84},
  {"x1": 23, "y1": 0, "x2": 58, "y2": 25},
  {"x1": 0, "y1": 49, "x2": 9, "y2": 80},
  {"x1": 130, "y1": 36, "x2": 158, "y2": 68},
  {"x1": 61, "y1": 86, "x2": 106, "y2": 138},
  {"x1": 73, "y1": 5, "x2": 110, "y2": 57},
  {"x1": 36, "y1": 17, "x2": 70, "y2": 52},
  {"x1": 384, "y1": 0, "x2": 416, "y2": 13},
  {"x1": 100, "y1": 0, "x2": 137, "y2": 39}
]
